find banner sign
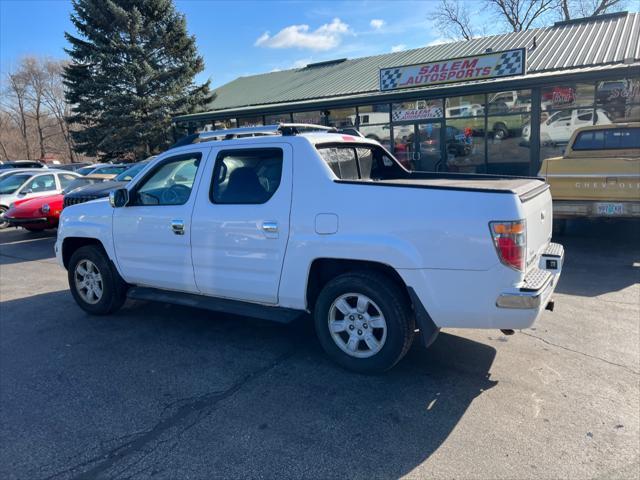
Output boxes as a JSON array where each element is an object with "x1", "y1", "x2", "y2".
[
  {"x1": 391, "y1": 106, "x2": 443, "y2": 121},
  {"x1": 380, "y1": 48, "x2": 525, "y2": 92}
]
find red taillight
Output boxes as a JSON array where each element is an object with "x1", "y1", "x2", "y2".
[{"x1": 490, "y1": 220, "x2": 526, "y2": 271}]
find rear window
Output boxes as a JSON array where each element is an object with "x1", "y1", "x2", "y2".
[
  {"x1": 317, "y1": 144, "x2": 404, "y2": 180},
  {"x1": 573, "y1": 128, "x2": 640, "y2": 150}
]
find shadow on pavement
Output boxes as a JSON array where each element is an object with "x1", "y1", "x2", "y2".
[
  {"x1": 0, "y1": 228, "x2": 56, "y2": 265},
  {"x1": 553, "y1": 219, "x2": 640, "y2": 297},
  {"x1": 1, "y1": 290, "x2": 497, "y2": 479}
]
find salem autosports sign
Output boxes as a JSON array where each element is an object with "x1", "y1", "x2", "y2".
[{"x1": 380, "y1": 49, "x2": 525, "y2": 91}]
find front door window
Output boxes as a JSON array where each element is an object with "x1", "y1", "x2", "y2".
[{"x1": 415, "y1": 123, "x2": 442, "y2": 171}]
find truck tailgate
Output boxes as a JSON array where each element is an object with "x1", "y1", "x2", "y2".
[{"x1": 519, "y1": 183, "x2": 553, "y2": 266}]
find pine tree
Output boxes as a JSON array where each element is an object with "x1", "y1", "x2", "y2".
[{"x1": 64, "y1": 0, "x2": 213, "y2": 160}]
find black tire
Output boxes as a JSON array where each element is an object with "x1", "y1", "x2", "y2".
[
  {"x1": 493, "y1": 123, "x2": 509, "y2": 140},
  {"x1": 0, "y1": 206, "x2": 9, "y2": 229},
  {"x1": 68, "y1": 245, "x2": 127, "y2": 315},
  {"x1": 313, "y1": 271, "x2": 415, "y2": 373},
  {"x1": 24, "y1": 227, "x2": 46, "y2": 233}
]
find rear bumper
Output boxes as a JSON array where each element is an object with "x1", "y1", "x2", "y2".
[
  {"x1": 397, "y1": 242, "x2": 564, "y2": 330},
  {"x1": 496, "y1": 243, "x2": 563, "y2": 310},
  {"x1": 553, "y1": 200, "x2": 640, "y2": 218}
]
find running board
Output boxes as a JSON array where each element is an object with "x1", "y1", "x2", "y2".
[{"x1": 127, "y1": 287, "x2": 304, "y2": 324}]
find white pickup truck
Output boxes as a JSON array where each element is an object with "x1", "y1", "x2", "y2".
[{"x1": 56, "y1": 124, "x2": 564, "y2": 372}]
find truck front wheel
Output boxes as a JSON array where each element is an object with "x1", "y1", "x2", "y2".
[
  {"x1": 68, "y1": 245, "x2": 127, "y2": 315},
  {"x1": 313, "y1": 272, "x2": 415, "y2": 373}
]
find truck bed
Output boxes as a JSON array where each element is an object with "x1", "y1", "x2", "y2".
[{"x1": 337, "y1": 172, "x2": 549, "y2": 201}]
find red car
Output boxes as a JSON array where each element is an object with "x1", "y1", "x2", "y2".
[
  {"x1": 4, "y1": 176, "x2": 103, "y2": 231},
  {"x1": 4, "y1": 193, "x2": 64, "y2": 231}
]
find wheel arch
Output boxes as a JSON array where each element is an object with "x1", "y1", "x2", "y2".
[
  {"x1": 62, "y1": 237, "x2": 106, "y2": 269},
  {"x1": 305, "y1": 258, "x2": 439, "y2": 348},
  {"x1": 305, "y1": 258, "x2": 410, "y2": 312}
]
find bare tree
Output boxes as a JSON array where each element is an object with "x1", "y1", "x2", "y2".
[
  {"x1": 22, "y1": 57, "x2": 55, "y2": 159},
  {"x1": 0, "y1": 57, "x2": 84, "y2": 163},
  {"x1": 486, "y1": 0, "x2": 558, "y2": 32},
  {"x1": 559, "y1": 0, "x2": 626, "y2": 20},
  {"x1": 0, "y1": 113, "x2": 10, "y2": 161},
  {"x1": 2, "y1": 70, "x2": 32, "y2": 159},
  {"x1": 430, "y1": 0, "x2": 627, "y2": 39},
  {"x1": 431, "y1": 0, "x2": 476, "y2": 40},
  {"x1": 42, "y1": 60, "x2": 76, "y2": 162}
]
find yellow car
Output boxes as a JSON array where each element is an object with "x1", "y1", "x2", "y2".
[{"x1": 539, "y1": 123, "x2": 640, "y2": 231}]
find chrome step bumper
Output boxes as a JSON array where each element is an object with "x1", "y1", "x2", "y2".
[{"x1": 496, "y1": 243, "x2": 564, "y2": 310}]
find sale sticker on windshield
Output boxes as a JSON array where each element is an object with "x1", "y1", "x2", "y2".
[{"x1": 380, "y1": 49, "x2": 525, "y2": 91}]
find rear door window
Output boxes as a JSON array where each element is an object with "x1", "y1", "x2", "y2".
[{"x1": 211, "y1": 148, "x2": 283, "y2": 204}]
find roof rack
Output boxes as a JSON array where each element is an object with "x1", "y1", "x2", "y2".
[{"x1": 169, "y1": 123, "x2": 339, "y2": 149}]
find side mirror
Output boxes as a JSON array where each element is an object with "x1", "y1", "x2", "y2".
[{"x1": 109, "y1": 188, "x2": 129, "y2": 208}]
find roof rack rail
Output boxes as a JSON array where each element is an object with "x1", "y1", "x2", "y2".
[{"x1": 169, "y1": 123, "x2": 338, "y2": 149}]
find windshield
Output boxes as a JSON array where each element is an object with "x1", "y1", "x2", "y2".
[
  {"x1": 62, "y1": 177, "x2": 99, "y2": 194},
  {"x1": 115, "y1": 162, "x2": 148, "y2": 182},
  {"x1": 0, "y1": 173, "x2": 31, "y2": 195},
  {"x1": 77, "y1": 165, "x2": 97, "y2": 175}
]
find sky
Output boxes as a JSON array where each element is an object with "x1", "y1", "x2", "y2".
[{"x1": 0, "y1": 0, "x2": 457, "y2": 89}]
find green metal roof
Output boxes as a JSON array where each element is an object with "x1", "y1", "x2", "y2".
[{"x1": 178, "y1": 12, "x2": 640, "y2": 121}]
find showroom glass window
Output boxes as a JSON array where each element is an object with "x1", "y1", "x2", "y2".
[
  {"x1": 213, "y1": 119, "x2": 237, "y2": 130},
  {"x1": 357, "y1": 104, "x2": 391, "y2": 151},
  {"x1": 325, "y1": 107, "x2": 357, "y2": 128},
  {"x1": 292, "y1": 111, "x2": 323, "y2": 125},
  {"x1": 540, "y1": 83, "x2": 597, "y2": 160},
  {"x1": 238, "y1": 116, "x2": 264, "y2": 127},
  {"x1": 390, "y1": 99, "x2": 443, "y2": 170},
  {"x1": 595, "y1": 78, "x2": 640, "y2": 122},
  {"x1": 444, "y1": 95, "x2": 484, "y2": 173},
  {"x1": 486, "y1": 90, "x2": 532, "y2": 176},
  {"x1": 265, "y1": 113, "x2": 293, "y2": 124}
]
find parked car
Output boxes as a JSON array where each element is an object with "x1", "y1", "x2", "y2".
[
  {"x1": 56, "y1": 124, "x2": 563, "y2": 373},
  {"x1": 63, "y1": 161, "x2": 150, "y2": 208},
  {"x1": 0, "y1": 168, "x2": 44, "y2": 181},
  {"x1": 76, "y1": 163, "x2": 129, "y2": 176},
  {"x1": 0, "y1": 170, "x2": 81, "y2": 228},
  {"x1": 446, "y1": 104, "x2": 484, "y2": 117},
  {"x1": 539, "y1": 123, "x2": 640, "y2": 232},
  {"x1": 3, "y1": 175, "x2": 108, "y2": 232},
  {"x1": 0, "y1": 160, "x2": 47, "y2": 170},
  {"x1": 56, "y1": 162, "x2": 92, "y2": 172},
  {"x1": 523, "y1": 108, "x2": 612, "y2": 145}
]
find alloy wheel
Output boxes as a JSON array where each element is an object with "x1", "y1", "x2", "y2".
[{"x1": 328, "y1": 293, "x2": 387, "y2": 359}]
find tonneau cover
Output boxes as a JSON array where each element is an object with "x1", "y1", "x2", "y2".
[{"x1": 337, "y1": 176, "x2": 548, "y2": 201}]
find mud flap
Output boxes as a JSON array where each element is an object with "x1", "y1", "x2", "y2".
[{"x1": 408, "y1": 287, "x2": 440, "y2": 348}]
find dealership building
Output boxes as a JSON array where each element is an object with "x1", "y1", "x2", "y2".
[{"x1": 174, "y1": 11, "x2": 640, "y2": 176}]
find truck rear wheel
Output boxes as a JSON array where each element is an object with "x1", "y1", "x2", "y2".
[
  {"x1": 68, "y1": 245, "x2": 127, "y2": 315},
  {"x1": 313, "y1": 272, "x2": 415, "y2": 373}
]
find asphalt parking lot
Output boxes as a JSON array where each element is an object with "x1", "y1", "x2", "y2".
[{"x1": 1, "y1": 220, "x2": 639, "y2": 480}]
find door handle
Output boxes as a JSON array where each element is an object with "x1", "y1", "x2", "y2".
[
  {"x1": 262, "y1": 221, "x2": 278, "y2": 233},
  {"x1": 171, "y1": 219, "x2": 185, "y2": 235}
]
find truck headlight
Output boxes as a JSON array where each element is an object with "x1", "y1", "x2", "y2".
[{"x1": 41, "y1": 204, "x2": 50, "y2": 214}]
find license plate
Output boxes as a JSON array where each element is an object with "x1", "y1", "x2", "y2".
[{"x1": 596, "y1": 203, "x2": 624, "y2": 215}]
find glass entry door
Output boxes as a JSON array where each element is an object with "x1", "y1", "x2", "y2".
[{"x1": 414, "y1": 121, "x2": 443, "y2": 171}]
